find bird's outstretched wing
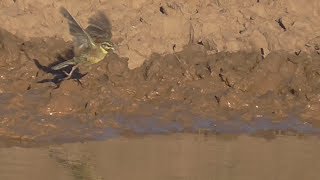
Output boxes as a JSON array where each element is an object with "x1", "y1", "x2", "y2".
[
  {"x1": 86, "y1": 11, "x2": 112, "y2": 43},
  {"x1": 60, "y1": 7, "x2": 95, "y2": 55}
]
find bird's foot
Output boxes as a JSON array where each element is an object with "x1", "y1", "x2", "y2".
[
  {"x1": 62, "y1": 71, "x2": 73, "y2": 80},
  {"x1": 62, "y1": 65, "x2": 77, "y2": 80}
]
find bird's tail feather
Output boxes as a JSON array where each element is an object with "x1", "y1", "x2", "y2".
[{"x1": 51, "y1": 59, "x2": 76, "y2": 70}]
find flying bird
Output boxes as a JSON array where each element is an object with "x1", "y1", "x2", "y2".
[{"x1": 51, "y1": 7, "x2": 115, "y2": 79}]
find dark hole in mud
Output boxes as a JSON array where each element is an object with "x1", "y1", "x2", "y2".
[
  {"x1": 159, "y1": 6, "x2": 168, "y2": 15},
  {"x1": 290, "y1": 88, "x2": 296, "y2": 95},
  {"x1": 197, "y1": 41, "x2": 204, "y2": 46},
  {"x1": 172, "y1": 44, "x2": 176, "y2": 51},
  {"x1": 260, "y1": 48, "x2": 265, "y2": 59},
  {"x1": 26, "y1": 84, "x2": 31, "y2": 90}
]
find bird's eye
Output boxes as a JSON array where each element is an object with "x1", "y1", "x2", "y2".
[
  {"x1": 102, "y1": 42, "x2": 112, "y2": 47},
  {"x1": 101, "y1": 42, "x2": 114, "y2": 50}
]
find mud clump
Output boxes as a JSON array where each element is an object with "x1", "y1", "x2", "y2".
[{"x1": 0, "y1": 30, "x2": 320, "y2": 145}]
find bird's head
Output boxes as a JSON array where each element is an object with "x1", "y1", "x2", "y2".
[{"x1": 100, "y1": 41, "x2": 115, "y2": 53}]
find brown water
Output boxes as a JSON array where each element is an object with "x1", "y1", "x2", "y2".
[{"x1": 0, "y1": 134, "x2": 319, "y2": 180}]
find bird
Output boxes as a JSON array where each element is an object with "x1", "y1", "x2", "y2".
[{"x1": 51, "y1": 7, "x2": 115, "y2": 79}]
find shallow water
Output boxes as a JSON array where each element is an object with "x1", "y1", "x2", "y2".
[{"x1": 0, "y1": 134, "x2": 319, "y2": 180}]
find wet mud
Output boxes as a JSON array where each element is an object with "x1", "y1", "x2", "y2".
[{"x1": 0, "y1": 29, "x2": 320, "y2": 146}]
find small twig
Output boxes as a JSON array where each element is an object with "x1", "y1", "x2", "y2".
[{"x1": 276, "y1": 18, "x2": 287, "y2": 31}]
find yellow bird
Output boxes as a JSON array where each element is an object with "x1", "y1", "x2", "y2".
[{"x1": 52, "y1": 7, "x2": 115, "y2": 79}]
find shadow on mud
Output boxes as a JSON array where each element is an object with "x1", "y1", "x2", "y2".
[
  {"x1": 33, "y1": 58, "x2": 86, "y2": 87},
  {"x1": 21, "y1": 44, "x2": 86, "y2": 87}
]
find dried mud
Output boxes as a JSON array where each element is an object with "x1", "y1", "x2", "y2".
[
  {"x1": 0, "y1": 28, "x2": 320, "y2": 146},
  {"x1": 1, "y1": 0, "x2": 320, "y2": 68}
]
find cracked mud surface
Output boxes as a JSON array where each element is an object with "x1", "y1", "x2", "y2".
[{"x1": 0, "y1": 29, "x2": 319, "y2": 146}]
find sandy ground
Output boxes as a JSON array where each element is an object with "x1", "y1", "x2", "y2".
[{"x1": 0, "y1": 0, "x2": 320, "y2": 145}]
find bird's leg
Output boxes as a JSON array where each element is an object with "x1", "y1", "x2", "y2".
[{"x1": 63, "y1": 65, "x2": 78, "y2": 79}]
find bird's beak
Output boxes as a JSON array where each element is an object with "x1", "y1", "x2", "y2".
[{"x1": 111, "y1": 45, "x2": 119, "y2": 54}]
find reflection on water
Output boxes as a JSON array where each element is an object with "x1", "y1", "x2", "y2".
[
  {"x1": 0, "y1": 134, "x2": 320, "y2": 180},
  {"x1": 49, "y1": 146, "x2": 102, "y2": 180}
]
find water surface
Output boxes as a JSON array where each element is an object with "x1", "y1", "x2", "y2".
[{"x1": 0, "y1": 134, "x2": 319, "y2": 180}]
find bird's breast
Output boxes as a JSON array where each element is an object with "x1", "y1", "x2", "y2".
[{"x1": 87, "y1": 48, "x2": 108, "y2": 64}]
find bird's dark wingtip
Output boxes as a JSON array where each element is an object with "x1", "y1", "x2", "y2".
[{"x1": 59, "y1": 6, "x2": 71, "y2": 18}]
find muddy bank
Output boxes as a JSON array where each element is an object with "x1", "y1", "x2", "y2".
[{"x1": 0, "y1": 29, "x2": 319, "y2": 146}]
